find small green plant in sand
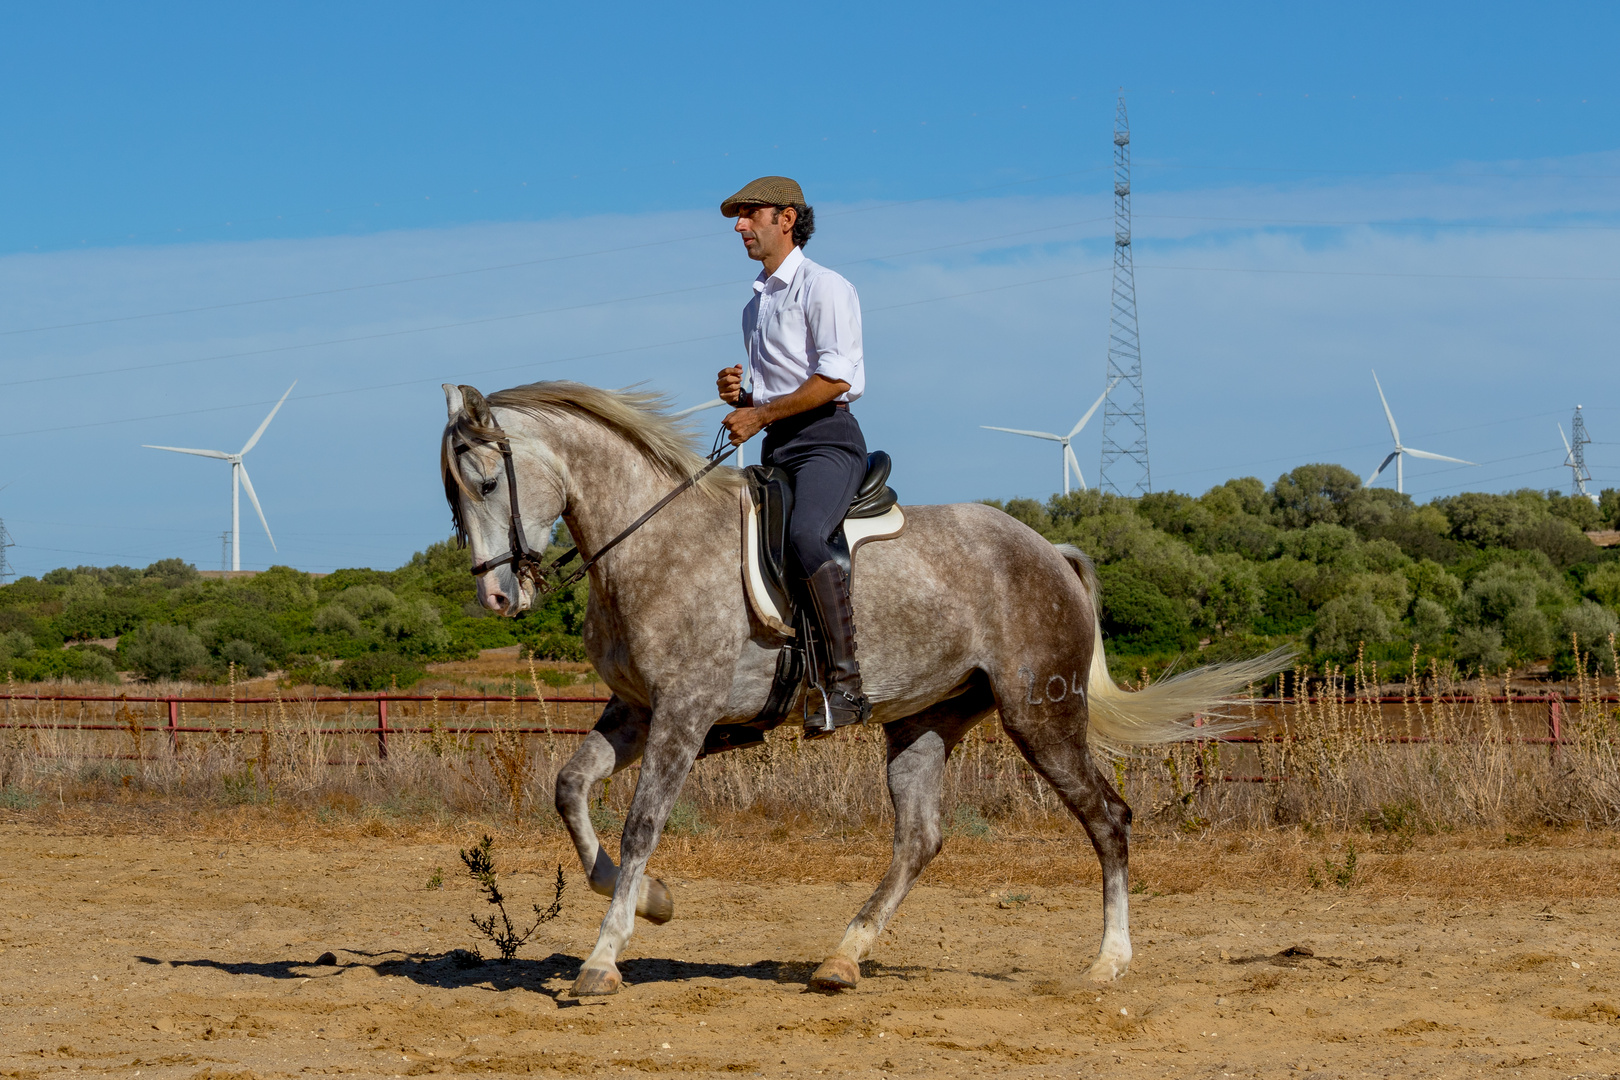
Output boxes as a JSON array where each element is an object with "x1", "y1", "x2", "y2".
[
  {"x1": 458, "y1": 835, "x2": 566, "y2": 961},
  {"x1": 1307, "y1": 840, "x2": 1359, "y2": 890},
  {"x1": 425, "y1": 867, "x2": 444, "y2": 890}
]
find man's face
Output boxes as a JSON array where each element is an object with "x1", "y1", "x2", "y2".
[{"x1": 734, "y1": 204, "x2": 795, "y2": 264}]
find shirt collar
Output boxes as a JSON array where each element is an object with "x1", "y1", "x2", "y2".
[{"x1": 752, "y1": 246, "x2": 805, "y2": 293}]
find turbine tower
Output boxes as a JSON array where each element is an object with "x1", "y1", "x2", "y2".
[
  {"x1": 1364, "y1": 371, "x2": 1475, "y2": 494},
  {"x1": 1559, "y1": 405, "x2": 1597, "y2": 504},
  {"x1": 1098, "y1": 92, "x2": 1151, "y2": 497},
  {"x1": 143, "y1": 382, "x2": 295, "y2": 572},
  {"x1": 983, "y1": 378, "x2": 1119, "y2": 496}
]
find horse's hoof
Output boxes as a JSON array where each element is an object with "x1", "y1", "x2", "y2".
[
  {"x1": 570, "y1": 965, "x2": 622, "y2": 997},
  {"x1": 1084, "y1": 956, "x2": 1130, "y2": 983},
  {"x1": 810, "y1": 956, "x2": 860, "y2": 990},
  {"x1": 639, "y1": 878, "x2": 675, "y2": 925}
]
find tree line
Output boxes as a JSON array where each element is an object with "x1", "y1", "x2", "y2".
[{"x1": 3, "y1": 464, "x2": 1618, "y2": 687}]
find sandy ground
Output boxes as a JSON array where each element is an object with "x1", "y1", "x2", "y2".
[{"x1": 1, "y1": 823, "x2": 1617, "y2": 1080}]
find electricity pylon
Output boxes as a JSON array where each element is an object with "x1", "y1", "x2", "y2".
[{"x1": 1098, "y1": 92, "x2": 1151, "y2": 497}]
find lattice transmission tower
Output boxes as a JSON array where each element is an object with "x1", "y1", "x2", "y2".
[
  {"x1": 1563, "y1": 404, "x2": 1596, "y2": 503},
  {"x1": 0, "y1": 518, "x2": 13, "y2": 585},
  {"x1": 1098, "y1": 92, "x2": 1151, "y2": 497}
]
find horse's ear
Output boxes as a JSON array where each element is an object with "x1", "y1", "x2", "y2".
[
  {"x1": 443, "y1": 383, "x2": 465, "y2": 420},
  {"x1": 459, "y1": 384, "x2": 495, "y2": 427}
]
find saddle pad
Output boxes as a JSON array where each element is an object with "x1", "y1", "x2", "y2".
[{"x1": 740, "y1": 488, "x2": 906, "y2": 638}]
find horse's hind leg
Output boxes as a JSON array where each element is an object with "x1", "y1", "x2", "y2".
[
  {"x1": 812, "y1": 686, "x2": 992, "y2": 990},
  {"x1": 1001, "y1": 710, "x2": 1133, "y2": 982},
  {"x1": 553, "y1": 697, "x2": 674, "y2": 924}
]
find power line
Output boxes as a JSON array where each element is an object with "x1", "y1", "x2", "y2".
[
  {"x1": 0, "y1": 264, "x2": 1113, "y2": 440},
  {"x1": 1140, "y1": 213, "x2": 1620, "y2": 232},
  {"x1": 0, "y1": 221, "x2": 1112, "y2": 390},
  {"x1": 1, "y1": 168, "x2": 1116, "y2": 336}
]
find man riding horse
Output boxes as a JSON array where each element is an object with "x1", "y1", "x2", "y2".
[{"x1": 716, "y1": 176, "x2": 872, "y2": 738}]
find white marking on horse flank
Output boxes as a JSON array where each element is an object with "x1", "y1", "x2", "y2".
[{"x1": 1020, "y1": 668, "x2": 1087, "y2": 706}]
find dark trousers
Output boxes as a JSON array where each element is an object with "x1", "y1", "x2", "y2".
[{"x1": 762, "y1": 404, "x2": 868, "y2": 580}]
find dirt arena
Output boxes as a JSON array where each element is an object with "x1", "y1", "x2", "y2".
[{"x1": 0, "y1": 815, "x2": 1616, "y2": 1079}]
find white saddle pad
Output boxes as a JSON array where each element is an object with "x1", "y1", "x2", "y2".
[{"x1": 740, "y1": 487, "x2": 906, "y2": 638}]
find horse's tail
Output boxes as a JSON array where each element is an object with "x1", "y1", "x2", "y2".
[{"x1": 1052, "y1": 543, "x2": 1293, "y2": 755}]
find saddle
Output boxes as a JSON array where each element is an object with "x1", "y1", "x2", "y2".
[{"x1": 698, "y1": 452, "x2": 906, "y2": 758}]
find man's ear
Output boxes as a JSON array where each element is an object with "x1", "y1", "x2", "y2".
[
  {"x1": 443, "y1": 383, "x2": 465, "y2": 420},
  {"x1": 459, "y1": 385, "x2": 495, "y2": 427}
]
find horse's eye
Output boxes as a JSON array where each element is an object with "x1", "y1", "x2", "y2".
[{"x1": 479, "y1": 478, "x2": 498, "y2": 497}]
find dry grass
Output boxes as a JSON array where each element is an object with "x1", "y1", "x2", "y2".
[{"x1": 2, "y1": 645, "x2": 1618, "y2": 851}]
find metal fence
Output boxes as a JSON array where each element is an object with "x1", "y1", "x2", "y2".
[{"x1": 0, "y1": 690, "x2": 612, "y2": 759}]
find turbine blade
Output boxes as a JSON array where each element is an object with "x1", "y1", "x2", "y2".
[
  {"x1": 240, "y1": 381, "x2": 297, "y2": 455},
  {"x1": 236, "y1": 462, "x2": 276, "y2": 551},
  {"x1": 1402, "y1": 447, "x2": 1476, "y2": 465},
  {"x1": 1367, "y1": 450, "x2": 1399, "y2": 485},
  {"x1": 1371, "y1": 370, "x2": 1401, "y2": 446},
  {"x1": 1068, "y1": 376, "x2": 1122, "y2": 439},
  {"x1": 981, "y1": 426, "x2": 1063, "y2": 441},
  {"x1": 671, "y1": 398, "x2": 727, "y2": 418},
  {"x1": 142, "y1": 445, "x2": 231, "y2": 459},
  {"x1": 1065, "y1": 444, "x2": 1088, "y2": 492},
  {"x1": 1559, "y1": 423, "x2": 1573, "y2": 458}
]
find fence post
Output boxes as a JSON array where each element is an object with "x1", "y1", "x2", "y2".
[
  {"x1": 1192, "y1": 713, "x2": 1206, "y2": 785},
  {"x1": 167, "y1": 697, "x2": 179, "y2": 754},
  {"x1": 1548, "y1": 694, "x2": 1563, "y2": 767},
  {"x1": 376, "y1": 694, "x2": 389, "y2": 760}
]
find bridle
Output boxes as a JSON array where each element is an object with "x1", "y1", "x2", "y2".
[{"x1": 454, "y1": 427, "x2": 737, "y2": 600}]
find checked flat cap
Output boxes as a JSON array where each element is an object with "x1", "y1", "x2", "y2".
[{"x1": 720, "y1": 176, "x2": 806, "y2": 216}]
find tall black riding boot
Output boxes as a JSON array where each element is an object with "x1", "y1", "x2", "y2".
[{"x1": 803, "y1": 560, "x2": 872, "y2": 738}]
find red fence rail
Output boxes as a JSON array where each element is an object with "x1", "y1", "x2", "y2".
[
  {"x1": 0, "y1": 691, "x2": 613, "y2": 757},
  {"x1": 0, "y1": 690, "x2": 1613, "y2": 764}
]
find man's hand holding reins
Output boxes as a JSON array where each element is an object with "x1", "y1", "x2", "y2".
[
  {"x1": 717, "y1": 365, "x2": 748, "y2": 405},
  {"x1": 721, "y1": 373, "x2": 850, "y2": 446}
]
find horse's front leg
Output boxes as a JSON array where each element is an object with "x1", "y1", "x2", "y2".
[
  {"x1": 571, "y1": 705, "x2": 708, "y2": 997},
  {"x1": 553, "y1": 697, "x2": 674, "y2": 924}
]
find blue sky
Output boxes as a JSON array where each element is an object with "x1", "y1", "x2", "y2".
[{"x1": 2, "y1": 2, "x2": 1617, "y2": 575}]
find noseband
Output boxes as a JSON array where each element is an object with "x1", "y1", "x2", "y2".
[{"x1": 455, "y1": 430, "x2": 736, "y2": 600}]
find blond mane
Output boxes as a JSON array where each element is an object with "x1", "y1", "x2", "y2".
[{"x1": 486, "y1": 381, "x2": 741, "y2": 497}]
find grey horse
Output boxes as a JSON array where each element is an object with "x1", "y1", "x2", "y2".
[{"x1": 440, "y1": 380, "x2": 1283, "y2": 997}]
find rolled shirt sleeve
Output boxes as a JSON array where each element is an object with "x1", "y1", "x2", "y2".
[{"x1": 804, "y1": 274, "x2": 863, "y2": 391}]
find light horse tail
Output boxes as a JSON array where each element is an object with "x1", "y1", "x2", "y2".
[{"x1": 1052, "y1": 543, "x2": 1292, "y2": 756}]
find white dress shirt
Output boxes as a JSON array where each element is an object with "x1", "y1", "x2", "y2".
[{"x1": 742, "y1": 246, "x2": 864, "y2": 406}]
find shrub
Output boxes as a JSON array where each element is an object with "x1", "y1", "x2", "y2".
[
  {"x1": 0, "y1": 629, "x2": 34, "y2": 663},
  {"x1": 335, "y1": 584, "x2": 399, "y2": 620},
  {"x1": 142, "y1": 558, "x2": 199, "y2": 588},
  {"x1": 122, "y1": 622, "x2": 210, "y2": 681},
  {"x1": 318, "y1": 652, "x2": 424, "y2": 691},
  {"x1": 313, "y1": 604, "x2": 363, "y2": 637},
  {"x1": 1411, "y1": 597, "x2": 1451, "y2": 648},
  {"x1": 378, "y1": 598, "x2": 451, "y2": 656},
  {"x1": 221, "y1": 639, "x2": 271, "y2": 678},
  {"x1": 1585, "y1": 562, "x2": 1620, "y2": 610},
  {"x1": 520, "y1": 631, "x2": 588, "y2": 662},
  {"x1": 1453, "y1": 626, "x2": 1509, "y2": 674},
  {"x1": 1311, "y1": 592, "x2": 1394, "y2": 655},
  {"x1": 1554, "y1": 600, "x2": 1620, "y2": 676}
]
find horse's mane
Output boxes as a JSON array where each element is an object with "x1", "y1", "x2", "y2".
[{"x1": 484, "y1": 380, "x2": 741, "y2": 497}]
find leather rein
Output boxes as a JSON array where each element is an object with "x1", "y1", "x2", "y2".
[{"x1": 457, "y1": 428, "x2": 737, "y2": 598}]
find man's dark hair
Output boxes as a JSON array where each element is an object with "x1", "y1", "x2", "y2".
[{"x1": 774, "y1": 204, "x2": 815, "y2": 248}]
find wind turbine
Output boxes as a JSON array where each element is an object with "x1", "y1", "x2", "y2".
[
  {"x1": 983, "y1": 378, "x2": 1120, "y2": 496},
  {"x1": 1364, "y1": 371, "x2": 1474, "y2": 495},
  {"x1": 143, "y1": 382, "x2": 295, "y2": 572}
]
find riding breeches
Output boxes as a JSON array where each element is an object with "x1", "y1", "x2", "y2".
[{"x1": 761, "y1": 404, "x2": 868, "y2": 580}]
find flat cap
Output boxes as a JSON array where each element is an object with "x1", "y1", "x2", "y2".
[{"x1": 720, "y1": 176, "x2": 806, "y2": 217}]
